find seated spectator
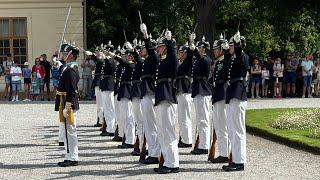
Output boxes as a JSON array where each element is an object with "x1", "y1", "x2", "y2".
[
  {"x1": 285, "y1": 54, "x2": 298, "y2": 97},
  {"x1": 22, "y1": 62, "x2": 32, "y2": 101},
  {"x1": 10, "y1": 61, "x2": 22, "y2": 101},
  {"x1": 301, "y1": 55, "x2": 314, "y2": 98},
  {"x1": 273, "y1": 58, "x2": 284, "y2": 98},
  {"x1": 250, "y1": 58, "x2": 262, "y2": 98},
  {"x1": 261, "y1": 65, "x2": 270, "y2": 98}
]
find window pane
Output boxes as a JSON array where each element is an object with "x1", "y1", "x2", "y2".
[
  {"x1": 20, "y1": 48, "x2": 26, "y2": 55},
  {"x1": 14, "y1": 56, "x2": 19, "y2": 63},
  {"x1": 20, "y1": 39, "x2": 26, "y2": 47},
  {"x1": 0, "y1": 40, "x2": 3, "y2": 47},
  {"x1": 0, "y1": 19, "x2": 9, "y2": 37},
  {"x1": 13, "y1": 39, "x2": 20, "y2": 47},
  {"x1": 13, "y1": 19, "x2": 27, "y2": 36},
  {"x1": 4, "y1": 48, "x2": 10, "y2": 55},
  {"x1": 20, "y1": 56, "x2": 26, "y2": 64},
  {"x1": 3, "y1": 39, "x2": 9, "y2": 47},
  {"x1": 0, "y1": 48, "x2": 4, "y2": 56},
  {"x1": 13, "y1": 48, "x2": 19, "y2": 55}
]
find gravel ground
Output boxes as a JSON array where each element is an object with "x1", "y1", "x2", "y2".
[{"x1": 0, "y1": 99, "x2": 320, "y2": 179}]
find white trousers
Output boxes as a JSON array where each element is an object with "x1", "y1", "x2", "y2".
[
  {"x1": 141, "y1": 95, "x2": 160, "y2": 158},
  {"x1": 212, "y1": 100, "x2": 230, "y2": 157},
  {"x1": 132, "y1": 97, "x2": 144, "y2": 150},
  {"x1": 114, "y1": 94, "x2": 121, "y2": 135},
  {"x1": 193, "y1": 95, "x2": 211, "y2": 149},
  {"x1": 156, "y1": 101, "x2": 179, "y2": 168},
  {"x1": 95, "y1": 87, "x2": 103, "y2": 122},
  {"x1": 119, "y1": 98, "x2": 135, "y2": 145},
  {"x1": 226, "y1": 99, "x2": 247, "y2": 164},
  {"x1": 101, "y1": 91, "x2": 116, "y2": 133},
  {"x1": 62, "y1": 111, "x2": 79, "y2": 161},
  {"x1": 177, "y1": 93, "x2": 192, "y2": 144}
]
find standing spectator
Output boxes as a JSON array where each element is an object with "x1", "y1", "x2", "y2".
[
  {"x1": 261, "y1": 65, "x2": 270, "y2": 98},
  {"x1": 40, "y1": 54, "x2": 52, "y2": 101},
  {"x1": 3, "y1": 53, "x2": 13, "y2": 100},
  {"x1": 301, "y1": 55, "x2": 314, "y2": 98},
  {"x1": 81, "y1": 55, "x2": 95, "y2": 100},
  {"x1": 51, "y1": 60, "x2": 60, "y2": 93},
  {"x1": 32, "y1": 58, "x2": 46, "y2": 98},
  {"x1": 273, "y1": 58, "x2": 284, "y2": 97},
  {"x1": 30, "y1": 72, "x2": 40, "y2": 101},
  {"x1": 22, "y1": 62, "x2": 32, "y2": 101},
  {"x1": 250, "y1": 58, "x2": 262, "y2": 98},
  {"x1": 285, "y1": 54, "x2": 298, "y2": 97},
  {"x1": 313, "y1": 59, "x2": 320, "y2": 97},
  {"x1": 10, "y1": 61, "x2": 22, "y2": 101}
]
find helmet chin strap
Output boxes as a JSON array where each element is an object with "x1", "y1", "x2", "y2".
[{"x1": 64, "y1": 51, "x2": 72, "y2": 63}]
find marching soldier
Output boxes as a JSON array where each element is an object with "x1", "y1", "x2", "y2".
[
  {"x1": 190, "y1": 36, "x2": 212, "y2": 155},
  {"x1": 210, "y1": 35, "x2": 231, "y2": 163},
  {"x1": 223, "y1": 31, "x2": 249, "y2": 171},
  {"x1": 91, "y1": 45, "x2": 105, "y2": 127},
  {"x1": 139, "y1": 25, "x2": 161, "y2": 164},
  {"x1": 99, "y1": 41, "x2": 116, "y2": 136},
  {"x1": 54, "y1": 42, "x2": 80, "y2": 167},
  {"x1": 141, "y1": 22, "x2": 180, "y2": 173},
  {"x1": 130, "y1": 39, "x2": 144, "y2": 156},
  {"x1": 175, "y1": 41, "x2": 193, "y2": 148}
]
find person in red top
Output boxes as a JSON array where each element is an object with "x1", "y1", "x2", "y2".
[{"x1": 32, "y1": 58, "x2": 46, "y2": 97}]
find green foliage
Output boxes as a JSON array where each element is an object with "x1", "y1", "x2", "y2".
[{"x1": 86, "y1": 0, "x2": 320, "y2": 57}]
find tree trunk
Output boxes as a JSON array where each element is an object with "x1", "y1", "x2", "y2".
[{"x1": 194, "y1": 0, "x2": 220, "y2": 46}]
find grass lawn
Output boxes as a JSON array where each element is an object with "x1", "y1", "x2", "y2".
[{"x1": 246, "y1": 108, "x2": 320, "y2": 152}]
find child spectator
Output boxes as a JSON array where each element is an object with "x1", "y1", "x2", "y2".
[
  {"x1": 31, "y1": 72, "x2": 40, "y2": 101},
  {"x1": 261, "y1": 65, "x2": 270, "y2": 98},
  {"x1": 250, "y1": 58, "x2": 262, "y2": 98},
  {"x1": 273, "y1": 58, "x2": 284, "y2": 97},
  {"x1": 22, "y1": 62, "x2": 32, "y2": 101},
  {"x1": 10, "y1": 61, "x2": 22, "y2": 101}
]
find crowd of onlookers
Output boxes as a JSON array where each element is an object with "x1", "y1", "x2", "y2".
[{"x1": 248, "y1": 53, "x2": 319, "y2": 98}]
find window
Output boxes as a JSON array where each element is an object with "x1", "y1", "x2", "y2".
[{"x1": 0, "y1": 17, "x2": 27, "y2": 66}]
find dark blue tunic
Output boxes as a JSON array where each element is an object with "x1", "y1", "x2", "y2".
[
  {"x1": 175, "y1": 48, "x2": 193, "y2": 94},
  {"x1": 99, "y1": 57, "x2": 116, "y2": 91},
  {"x1": 130, "y1": 53, "x2": 143, "y2": 99}
]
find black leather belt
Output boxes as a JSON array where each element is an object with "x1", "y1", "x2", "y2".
[
  {"x1": 120, "y1": 81, "x2": 132, "y2": 85},
  {"x1": 102, "y1": 75, "x2": 113, "y2": 79},
  {"x1": 227, "y1": 77, "x2": 244, "y2": 85},
  {"x1": 141, "y1": 74, "x2": 154, "y2": 79},
  {"x1": 213, "y1": 80, "x2": 225, "y2": 87},
  {"x1": 156, "y1": 78, "x2": 172, "y2": 84},
  {"x1": 132, "y1": 80, "x2": 141, "y2": 84},
  {"x1": 176, "y1": 75, "x2": 190, "y2": 80},
  {"x1": 193, "y1": 76, "x2": 207, "y2": 81}
]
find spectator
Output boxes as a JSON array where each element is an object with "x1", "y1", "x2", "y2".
[
  {"x1": 10, "y1": 61, "x2": 22, "y2": 101},
  {"x1": 301, "y1": 54, "x2": 314, "y2": 98},
  {"x1": 273, "y1": 58, "x2": 284, "y2": 97},
  {"x1": 32, "y1": 58, "x2": 46, "y2": 99},
  {"x1": 250, "y1": 58, "x2": 262, "y2": 98},
  {"x1": 30, "y1": 72, "x2": 40, "y2": 101},
  {"x1": 81, "y1": 55, "x2": 95, "y2": 100},
  {"x1": 313, "y1": 59, "x2": 320, "y2": 97},
  {"x1": 285, "y1": 54, "x2": 298, "y2": 97},
  {"x1": 22, "y1": 62, "x2": 32, "y2": 101},
  {"x1": 3, "y1": 53, "x2": 13, "y2": 100},
  {"x1": 51, "y1": 59, "x2": 60, "y2": 93},
  {"x1": 261, "y1": 65, "x2": 270, "y2": 98},
  {"x1": 40, "y1": 54, "x2": 52, "y2": 101}
]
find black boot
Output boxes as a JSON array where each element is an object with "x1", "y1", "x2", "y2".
[
  {"x1": 210, "y1": 156, "x2": 229, "y2": 163},
  {"x1": 131, "y1": 148, "x2": 140, "y2": 156},
  {"x1": 117, "y1": 143, "x2": 134, "y2": 149},
  {"x1": 190, "y1": 148, "x2": 208, "y2": 155},
  {"x1": 94, "y1": 118, "x2": 102, "y2": 127},
  {"x1": 157, "y1": 166, "x2": 179, "y2": 174},
  {"x1": 58, "y1": 160, "x2": 78, "y2": 167},
  {"x1": 112, "y1": 136, "x2": 123, "y2": 142},
  {"x1": 58, "y1": 142, "x2": 64, "y2": 146},
  {"x1": 178, "y1": 138, "x2": 192, "y2": 148},
  {"x1": 141, "y1": 156, "x2": 159, "y2": 164},
  {"x1": 222, "y1": 163, "x2": 244, "y2": 171}
]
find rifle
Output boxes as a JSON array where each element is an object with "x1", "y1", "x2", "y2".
[
  {"x1": 159, "y1": 153, "x2": 164, "y2": 168},
  {"x1": 58, "y1": 6, "x2": 72, "y2": 60},
  {"x1": 208, "y1": 129, "x2": 217, "y2": 161},
  {"x1": 139, "y1": 134, "x2": 147, "y2": 161}
]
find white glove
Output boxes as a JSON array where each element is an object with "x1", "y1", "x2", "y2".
[
  {"x1": 189, "y1": 43, "x2": 195, "y2": 51},
  {"x1": 125, "y1": 42, "x2": 133, "y2": 50},
  {"x1": 63, "y1": 109, "x2": 68, "y2": 118},
  {"x1": 109, "y1": 52, "x2": 115, "y2": 57},
  {"x1": 234, "y1": 31, "x2": 241, "y2": 43},
  {"x1": 189, "y1": 33, "x2": 196, "y2": 43},
  {"x1": 221, "y1": 40, "x2": 229, "y2": 50},
  {"x1": 85, "y1": 50, "x2": 93, "y2": 56},
  {"x1": 140, "y1": 23, "x2": 147, "y2": 34},
  {"x1": 133, "y1": 38, "x2": 138, "y2": 46},
  {"x1": 165, "y1": 30, "x2": 172, "y2": 40}
]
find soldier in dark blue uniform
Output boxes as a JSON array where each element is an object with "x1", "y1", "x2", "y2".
[
  {"x1": 190, "y1": 36, "x2": 212, "y2": 155},
  {"x1": 210, "y1": 35, "x2": 232, "y2": 163},
  {"x1": 139, "y1": 32, "x2": 161, "y2": 164},
  {"x1": 54, "y1": 42, "x2": 80, "y2": 167},
  {"x1": 175, "y1": 41, "x2": 193, "y2": 148},
  {"x1": 99, "y1": 41, "x2": 116, "y2": 137},
  {"x1": 223, "y1": 32, "x2": 250, "y2": 171}
]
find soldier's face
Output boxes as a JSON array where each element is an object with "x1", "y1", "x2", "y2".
[
  {"x1": 127, "y1": 54, "x2": 134, "y2": 62},
  {"x1": 157, "y1": 45, "x2": 166, "y2": 56},
  {"x1": 213, "y1": 48, "x2": 223, "y2": 59},
  {"x1": 140, "y1": 48, "x2": 147, "y2": 57},
  {"x1": 178, "y1": 51, "x2": 187, "y2": 60}
]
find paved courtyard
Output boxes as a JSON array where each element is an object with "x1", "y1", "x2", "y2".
[{"x1": 0, "y1": 99, "x2": 320, "y2": 179}]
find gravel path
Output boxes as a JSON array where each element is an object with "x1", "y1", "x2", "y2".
[{"x1": 0, "y1": 99, "x2": 320, "y2": 179}]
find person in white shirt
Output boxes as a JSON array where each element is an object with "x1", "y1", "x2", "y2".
[
  {"x1": 10, "y1": 62, "x2": 22, "y2": 101},
  {"x1": 301, "y1": 55, "x2": 314, "y2": 98},
  {"x1": 273, "y1": 58, "x2": 284, "y2": 97}
]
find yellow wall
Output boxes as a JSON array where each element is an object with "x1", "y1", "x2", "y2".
[{"x1": 0, "y1": 0, "x2": 84, "y2": 65}]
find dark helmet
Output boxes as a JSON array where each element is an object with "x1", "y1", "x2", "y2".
[
  {"x1": 105, "y1": 40, "x2": 114, "y2": 51},
  {"x1": 60, "y1": 41, "x2": 79, "y2": 56},
  {"x1": 196, "y1": 36, "x2": 210, "y2": 50},
  {"x1": 179, "y1": 42, "x2": 189, "y2": 53}
]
